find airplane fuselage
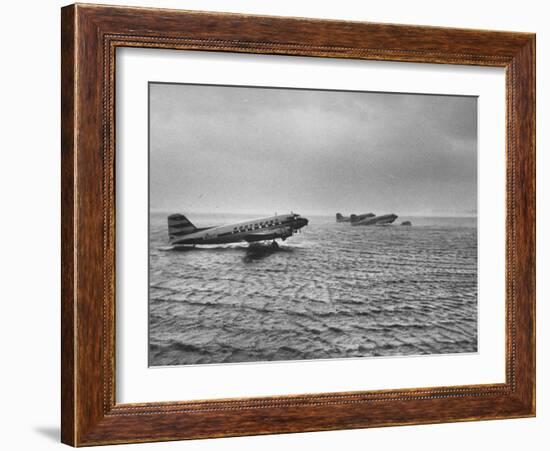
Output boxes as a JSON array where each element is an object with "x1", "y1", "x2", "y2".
[
  {"x1": 351, "y1": 213, "x2": 398, "y2": 226},
  {"x1": 336, "y1": 212, "x2": 375, "y2": 223},
  {"x1": 170, "y1": 213, "x2": 308, "y2": 246}
]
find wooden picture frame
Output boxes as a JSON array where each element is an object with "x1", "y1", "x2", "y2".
[{"x1": 61, "y1": 3, "x2": 535, "y2": 446}]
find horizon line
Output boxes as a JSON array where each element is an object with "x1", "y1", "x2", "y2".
[{"x1": 149, "y1": 208, "x2": 477, "y2": 218}]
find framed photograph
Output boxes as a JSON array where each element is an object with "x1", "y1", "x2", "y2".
[{"x1": 61, "y1": 3, "x2": 535, "y2": 446}]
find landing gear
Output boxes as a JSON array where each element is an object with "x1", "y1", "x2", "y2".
[{"x1": 271, "y1": 240, "x2": 279, "y2": 249}]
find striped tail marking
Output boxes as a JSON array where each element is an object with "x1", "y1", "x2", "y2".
[{"x1": 167, "y1": 213, "x2": 197, "y2": 243}]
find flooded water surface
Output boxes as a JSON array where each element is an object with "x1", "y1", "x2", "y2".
[{"x1": 149, "y1": 213, "x2": 477, "y2": 366}]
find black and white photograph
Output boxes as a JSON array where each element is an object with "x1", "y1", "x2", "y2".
[
  {"x1": 148, "y1": 82, "x2": 478, "y2": 367},
  {"x1": 2, "y1": 0, "x2": 543, "y2": 449}
]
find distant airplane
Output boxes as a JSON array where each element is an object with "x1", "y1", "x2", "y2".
[
  {"x1": 336, "y1": 212, "x2": 375, "y2": 223},
  {"x1": 165, "y1": 212, "x2": 309, "y2": 248},
  {"x1": 351, "y1": 213, "x2": 398, "y2": 226},
  {"x1": 350, "y1": 213, "x2": 376, "y2": 223}
]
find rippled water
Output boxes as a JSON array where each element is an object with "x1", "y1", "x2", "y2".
[{"x1": 149, "y1": 213, "x2": 477, "y2": 366}]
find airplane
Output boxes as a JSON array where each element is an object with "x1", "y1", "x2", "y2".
[
  {"x1": 165, "y1": 212, "x2": 309, "y2": 249},
  {"x1": 350, "y1": 213, "x2": 375, "y2": 223},
  {"x1": 351, "y1": 213, "x2": 398, "y2": 226},
  {"x1": 336, "y1": 212, "x2": 375, "y2": 223}
]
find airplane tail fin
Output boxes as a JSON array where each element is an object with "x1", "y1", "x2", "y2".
[
  {"x1": 168, "y1": 214, "x2": 197, "y2": 243},
  {"x1": 336, "y1": 213, "x2": 343, "y2": 220}
]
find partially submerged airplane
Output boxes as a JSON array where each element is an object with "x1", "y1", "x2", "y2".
[
  {"x1": 350, "y1": 213, "x2": 376, "y2": 223},
  {"x1": 336, "y1": 212, "x2": 398, "y2": 226},
  {"x1": 336, "y1": 212, "x2": 375, "y2": 223},
  {"x1": 165, "y1": 212, "x2": 309, "y2": 248},
  {"x1": 351, "y1": 213, "x2": 398, "y2": 226},
  {"x1": 336, "y1": 213, "x2": 376, "y2": 222}
]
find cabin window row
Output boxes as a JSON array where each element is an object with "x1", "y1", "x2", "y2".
[{"x1": 231, "y1": 220, "x2": 281, "y2": 234}]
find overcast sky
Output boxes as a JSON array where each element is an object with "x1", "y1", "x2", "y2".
[{"x1": 149, "y1": 83, "x2": 477, "y2": 217}]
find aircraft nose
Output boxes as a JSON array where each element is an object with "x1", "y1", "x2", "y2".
[{"x1": 296, "y1": 217, "x2": 308, "y2": 228}]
